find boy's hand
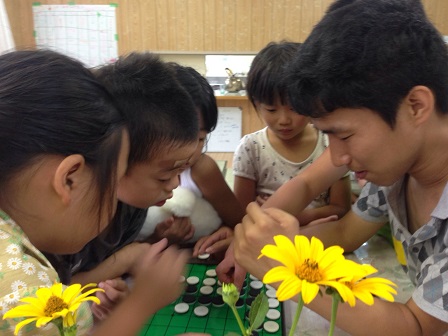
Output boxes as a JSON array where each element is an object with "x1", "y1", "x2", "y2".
[
  {"x1": 131, "y1": 238, "x2": 189, "y2": 312},
  {"x1": 152, "y1": 216, "x2": 195, "y2": 244},
  {"x1": 192, "y1": 226, "x2": 234, "y2": 257},
  {"x1": 215, "y1": 242, "x2": 247, "y2": 290}
]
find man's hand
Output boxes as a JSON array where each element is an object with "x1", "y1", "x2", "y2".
[{"x1": 233, "y1": 202, "x2": 300, "y2": 281}]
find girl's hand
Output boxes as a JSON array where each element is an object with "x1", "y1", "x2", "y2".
[
  {"x1": 91, "y1": 277, "x2": 130, "y2": 321},
  {"x1": 255, "y1": 193, "x2": 270, "y2": 206}
]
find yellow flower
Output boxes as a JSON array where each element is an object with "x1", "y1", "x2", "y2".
[
  {"x1": 340, "y1": 263, "x2": 397, "y2": 307},
  {"x1": 260, "y1": 235, "x2": 358, "y2": 303},
  {"x1": 3, "y1": 282, "x2": 104, "y2": 335}
]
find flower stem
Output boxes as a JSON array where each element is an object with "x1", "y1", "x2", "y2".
[
  {"x1": 288, "y1": 295, "x2": 304, "y2": 336},
  {"x1": 328, "y1": 293, "x2": 339, "y2": 336},
  {"x1": 230, "y1": 306, "x2": 247, "y2": 335}
]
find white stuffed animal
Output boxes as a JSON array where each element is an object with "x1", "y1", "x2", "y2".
[{"x1": 137, "y1": 186, "x2": 222, "y2": 242}]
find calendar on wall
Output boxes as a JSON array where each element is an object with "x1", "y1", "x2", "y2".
[
  {"x1": 207, "y1": 107, "x2": 242, "y2": 152},
  {"x1": 32, "y1": 4, "x2": 118, "y2": 68}
]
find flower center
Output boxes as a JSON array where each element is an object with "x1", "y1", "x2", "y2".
[
  {"x1": 44, "y1": 296, "x2": 68, "y2": 316},
  {"x1": 297, "y1": 258, "x2": 322, "y2": 282}
]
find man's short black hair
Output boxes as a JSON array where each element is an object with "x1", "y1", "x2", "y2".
[{"x1": 287, "y1": 0, "x2": 448, "y2": 127}]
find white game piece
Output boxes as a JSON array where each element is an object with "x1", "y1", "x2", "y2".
[
  {"x1": 266, "y1": 288, "x2": 277, "y2": 298},
  {"x1": 249, "y1": 274, "x2": 259, "y2": 281},
  {"x1": 200, "y1": 285, "x2": 214, "y2": 295},
  {"x1": 266, "y1": 284, "x2": 275, "y2": 291},
  {"x1": 203, "y1": 277, "x2": 216, "y2": 286},
  {"x1": 268, "y1": 298, "x2": 279, "y2": 308},
  {"x1": 216, "y1": 287, "x2": 223, "y2": 295},
  {"x1": 187, "y1": 276, "x2": 200, "y2": 285},
  {"x1": 250, "y1": 280, "x2": 263, "y2": 290},
  {"x1": 198, "y1": 253, "x2": 210, "y2": 259},
  {"x1": 266, "y1": 309, "x2": 281, "y2": 320},
  {"x1": 263, "y1": 320, "x2": 280, "y2": 333},
  {"x1": 174, "y1": 302, "x2": 189, "y2": 314},
  {"x1": 194, "y1": 305, "x2": 209, "y2": 317},
  {"x1": 205, "y1": 269, "x2": 217, "y2": 277},
  {"x1": 179, "y1": 275, "x2": 186, "y2": 283}
]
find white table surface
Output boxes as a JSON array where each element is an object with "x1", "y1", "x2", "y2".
[{"x1": 283, "y1": 235, "x2": 415, "y2": 335}]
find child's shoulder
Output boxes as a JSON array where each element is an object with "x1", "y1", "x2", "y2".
[
  {"x1": 192, "y1": 154, "x2": 223, "y2": 177},
  {"x1": 238, "y1": 127, "x2": 268, "y2": 146}
]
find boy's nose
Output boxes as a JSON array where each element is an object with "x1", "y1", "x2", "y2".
[
  {"x1": 167, "y1": 175, "x2": 180, "y2": 191},
  {"x1": 329, "y1": 142, "x2": 351, "y2": 167}
]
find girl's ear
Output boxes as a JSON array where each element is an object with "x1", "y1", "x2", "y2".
[
  {"x1": 52, "y1": 154, "x2": 86, "y2": 205},
  {"x1": 406, "y1": 85, "x2": 435, "y2": 126}
]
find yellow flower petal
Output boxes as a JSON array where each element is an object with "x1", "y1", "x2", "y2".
[
  {"x1": 294, "y1": 235, "x2": 311, "y2": 263},
  {"x1": 316, "y1": 245, "x2": 345, "y2": 269},
  {"x1": 263, "y1": 266, "x2": 293, "y2": 284},
  {"x1": 276, "y1": 275, "x2": 302, "y2": 301},
  {"x1": 35, "y1": 316, "x2": 53, "y2": 328},
  {"x1": 14, "y1": 317, "x2": 39, "y2": 335},
  {"x1": 35, "y1": 287, "x2": 52, "y2": 303},
  {"x1": 300, "y1": 280, "x2": 320, "y2": 304},
  {"x1": 273, "y1": 235, "x2": 300, "y2": 265},
  {"x1": 64, "y1": 312, "x2": 76, "y2": 328},
  {"x1": 3, "y1": 305, "x2": 42, "y2": 319},
  {"x1": 62, "y1": 283, "x2": 82, "y2": 303},
  {"x1": 353, "y1": 290, "x2": 375, "y2": 305},
  {"x1": 309, "y1": 236, "x2": 325, "y2": 261},
  {"x1": 260, "y1": 244, "x2": 295, "y2": 271}
]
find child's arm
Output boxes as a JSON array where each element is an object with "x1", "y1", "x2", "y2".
[
  {"x1": 91, "y1": 239, "x2": 193, "y2": 336},
  {"x1": 263, "y1": 148, "x2": 349, "y2": 218},
  {"x1": 193, "y1": 154, "x2": 245, "y2": 229},
  {"x1": 233, "y1": 175, "x2": 258, "y2": 210},
  {"x1": 296, "y1": 174, "x2": 352, "y2": 225},
  {"x1": 190, "y1": 154, "x2": 244, "y2": 257},
  {"x1": 71, "y1": 242, "x2": 147, "y2": 285}
]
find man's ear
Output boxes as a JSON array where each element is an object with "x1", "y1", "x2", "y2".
[
  {"x1": 52, "y1": 154, "x2": 86, "y2": 205},
  {"x1": 406, "y1": 85, "x2": 435, "y2": 126}
]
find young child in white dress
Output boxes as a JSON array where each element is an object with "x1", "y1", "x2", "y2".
[
  {"x1": 233, "y1": 41, "x2": 351, "y2": 225},
  {"x1": 139, "y1": 64, "x2": 245, "y2": 258}
]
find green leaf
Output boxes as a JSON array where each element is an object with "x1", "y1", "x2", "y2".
[{"x1": 249, "y1": 293, "x2": 269, "y2": 331}]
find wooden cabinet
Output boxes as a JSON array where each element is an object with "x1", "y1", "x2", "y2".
[
  {"x1": 216, "y1": 95, "x2": 264, "y2": 137},
  {"x1": 7, "y1": 0, "x2": 448, "y2": 54}
]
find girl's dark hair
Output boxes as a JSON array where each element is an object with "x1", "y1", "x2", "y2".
[
  {"x1": 0, "y1": 49, "x2": 126, "y2": 223},
  {"x1": 247, "y1": 40, "x2": 301, "y2": 107},
  {"x1": 169, "y1": 63, "x2": 218, "y2": 133}
]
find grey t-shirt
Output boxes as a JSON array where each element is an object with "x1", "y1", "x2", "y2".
[{"x1": 353, "y1": 180, "x2": 448, "y2": 322}]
